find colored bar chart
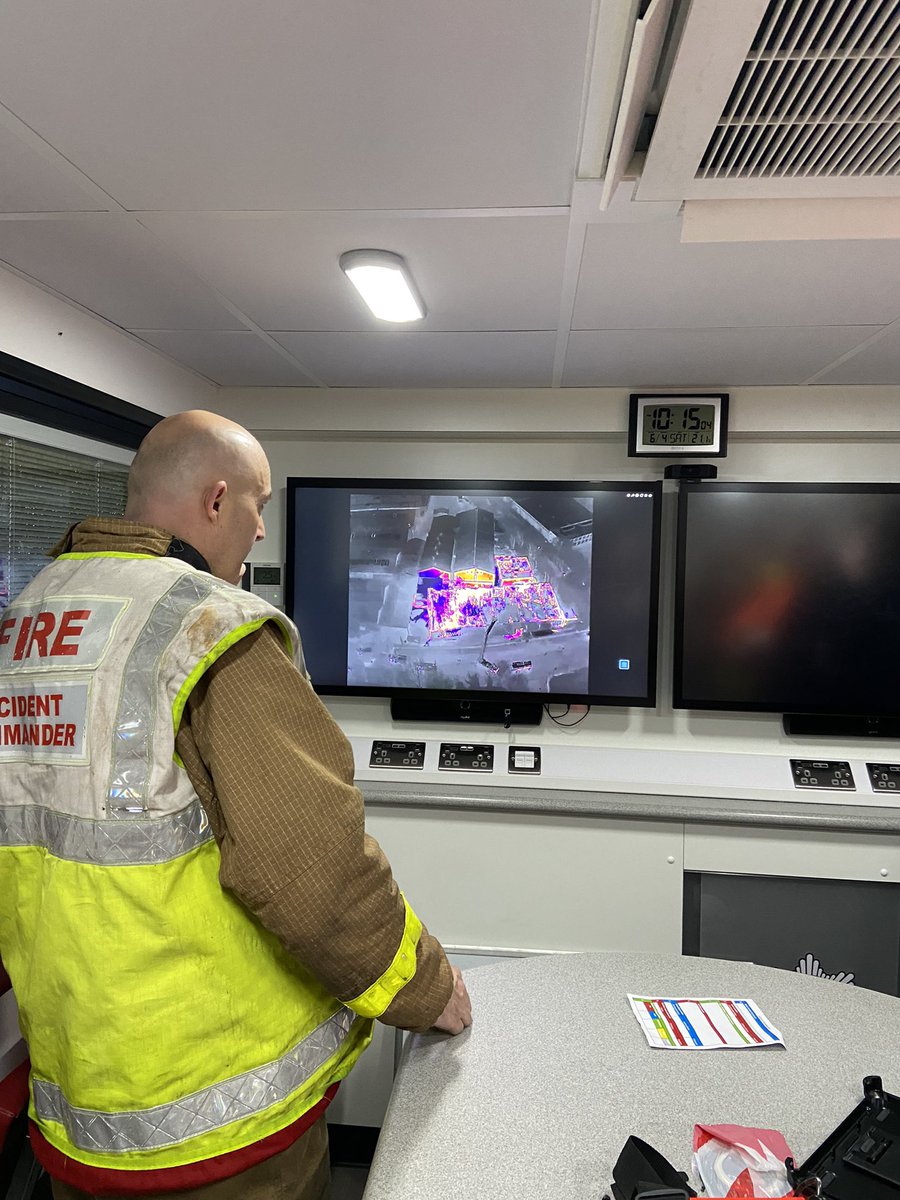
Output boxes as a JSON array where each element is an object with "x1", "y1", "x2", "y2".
[{"x1": 628, "y1": 995, "x2": 784, "y2": 1050}]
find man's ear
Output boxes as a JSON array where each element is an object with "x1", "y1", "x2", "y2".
[{"x1": 204, "y1": 480, "x2": 227, "y2": 520}]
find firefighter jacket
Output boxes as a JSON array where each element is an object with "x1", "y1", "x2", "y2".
[{"x1": 0, "y1": 551, "x2": 425, "y2": 1187}]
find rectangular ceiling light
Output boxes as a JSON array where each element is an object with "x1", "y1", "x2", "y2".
[{"x1": 339, "y1": 250, "x2": 426, "y2": 322}]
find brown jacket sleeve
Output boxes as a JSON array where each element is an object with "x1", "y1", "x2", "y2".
[{"x1": 175, "y1": 622, "x2": 453, "y2": 1031}]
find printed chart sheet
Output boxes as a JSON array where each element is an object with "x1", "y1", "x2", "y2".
[{"x1": 628, "y1": 995, "x2": 784, "y2": 1049}]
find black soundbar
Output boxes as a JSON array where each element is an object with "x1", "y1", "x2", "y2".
[
  {"x1": 390, "y1": 697, "x2": 543, "y2": 727},
  {"x1": 783, "y1": 713, "x2": 900, "y2": 738}
]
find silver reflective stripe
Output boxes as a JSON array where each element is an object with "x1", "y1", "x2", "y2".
[
  {"x1": 107, "y1": 573, "x2": 216, "y2": 815},
  {"x1": 33, "y1": 1008, "x2": 357, "y2": 1153},
  {"x1": 0, "y1": 800, "x2": 213, "y2": 865}
]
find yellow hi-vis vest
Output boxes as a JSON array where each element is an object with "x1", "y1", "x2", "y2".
[{"x1": 0, "y1": 552, "x2": 419, "y2": 1177}]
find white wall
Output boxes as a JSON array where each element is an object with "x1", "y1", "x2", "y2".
[
  {"x1": 216, "y1": 383, "x2": 900, "y2": 775},
  {"x1": 0, "y1": 263, "x2": 216, "y2": 416},
  {"x1": 214, "y1": 384, "x2": 900, "y2": 438},
  {"x1": 0, "y1": 988, "x2": 26, "y2": 1082},
  {"x1": 217, "y1": 384, "x2": 900, "y2": 551}
]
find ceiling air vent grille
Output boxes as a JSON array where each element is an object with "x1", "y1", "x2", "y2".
[{"x1": 697, "y1": 0, "x2": 900, "y2": 180}]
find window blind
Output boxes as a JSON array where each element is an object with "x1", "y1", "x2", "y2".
[{"x1": 0, "y1": 435, "x2": 128, "y2": 609}]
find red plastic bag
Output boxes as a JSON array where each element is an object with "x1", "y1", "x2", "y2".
[{"x1": 693, "y1": 1123, "x2": 795, "y2": 1198}]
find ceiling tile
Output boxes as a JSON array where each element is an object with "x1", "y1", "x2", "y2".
[
  {"x1": 140, "y1": 213, "x2": 569, "y2": 332},
  {"x1": 131, "y1": 331, "x2": 318, "y2": 386},
  {"x1": 0, "y1": 124, "x2": 106, "y2": 213},
  {"x1": 573, "y1": 219, "x2": 900, "y2": 330},
  {"x1": 562, "y1": 326, "x2": 881, "y2": 387},
  {"x1": 814, "y1": 326, "x2": 900, "y2": 385},
  {"x1": 272, "y1": 331, "x2": 556, "y2": 387},
  {"x1": 0, "y1": 216, "x2": 243, "y2": 329},
  {"x1": 0, "y1": 0, "x2": 591, "y2": 210}
]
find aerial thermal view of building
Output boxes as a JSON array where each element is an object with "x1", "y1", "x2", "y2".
[{"x1": 415, "y1": 509, "x2": 570, "y2": 642}]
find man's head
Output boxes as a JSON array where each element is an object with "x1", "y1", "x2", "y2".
[{"x1": 125, "y1": 410, "x2": 271, "y2": 585}]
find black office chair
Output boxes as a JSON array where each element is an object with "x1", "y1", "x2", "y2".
[{"x1": 0, "y1": 1060, "x2": 51, "y2": 1200}]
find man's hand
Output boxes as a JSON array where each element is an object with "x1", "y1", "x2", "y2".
[{"x1": 432, "y1": 965, "x2": 472, "y2": 1035}]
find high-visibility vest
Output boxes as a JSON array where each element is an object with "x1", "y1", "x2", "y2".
[{"x1": 0, "y1": 551, "x2": 423, "y2": 1185}]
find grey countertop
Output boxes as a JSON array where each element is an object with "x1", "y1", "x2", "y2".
[
  {"x1": 364, "y1": 952, "x2": 900, "y2": 1199},
  {"x1": 361, "y1": 779, "x2": 900, "y2": 834}
]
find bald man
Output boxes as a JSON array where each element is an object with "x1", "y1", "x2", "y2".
[
  {"x1": 0, "y1": 411, "x2": 470, "y2": 1200},
  {"x1": 124, "y1": 410, "x2": 272, "y2": 587}
]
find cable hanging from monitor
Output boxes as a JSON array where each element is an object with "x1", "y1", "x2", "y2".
[{"x1": 543, "y1": 703, "x2": 591, "y2": 727}]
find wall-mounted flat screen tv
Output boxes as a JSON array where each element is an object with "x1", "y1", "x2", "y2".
[
  {"x1": 674, "y1": 482, "x2": 900, "y2": 716},
  {"x1": 286, "y1": 478, "x2": 662, "y2": 706}
]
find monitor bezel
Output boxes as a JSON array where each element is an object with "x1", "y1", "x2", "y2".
[
  {"x1": 673, "y1": 480, "x2": 900, "y2": 715},
  {"x1": 285, "y1": 476, "x2": 663, "y2": 708}
]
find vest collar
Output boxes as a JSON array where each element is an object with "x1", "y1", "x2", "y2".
[
  {"x1": 164, "y1": 537, "x2": 211, "y2": 574},
  {"x1": 51, "y1": 518, "x2": 212, "y2": 575}
]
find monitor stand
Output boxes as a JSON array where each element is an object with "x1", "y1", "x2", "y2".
[
  {"x1": 783, "y1": 713, "x2": 900, "y2": 738},
  {"x1": 390, "y1": 697, "x2": 543, "y2": 727}
]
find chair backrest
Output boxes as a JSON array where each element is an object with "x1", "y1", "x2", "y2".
[
  {"x1": 0, "y1": 967, "x2": 45, "y2": 1199},
  {"x1": 0, "y1": 1060, "x2": 30, "y2": 1152},
  {"x1": 0, "y1": 1058, "x2": 32, "y2": 1200}
]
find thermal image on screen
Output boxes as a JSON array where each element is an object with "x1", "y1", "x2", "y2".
[{"x1": 346, "y1": 492, "x2": 592, "y2": 693}]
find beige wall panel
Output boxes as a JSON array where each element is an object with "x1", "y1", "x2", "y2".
[{"x1": 367, "y1": 807, "x2": 683, "y2": 954}]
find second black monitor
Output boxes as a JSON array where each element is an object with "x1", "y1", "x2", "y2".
[{"x1": 675, "y1": 482, "x2": 900, "y2": 717}]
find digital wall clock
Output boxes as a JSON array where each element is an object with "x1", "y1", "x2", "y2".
[{"x1": 628, "y1": 393, "x2": 729, "y2": 458}]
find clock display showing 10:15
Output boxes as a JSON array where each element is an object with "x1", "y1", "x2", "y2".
[{"x1": 641, "y1": 403, "x2": 717, "y2": 446}]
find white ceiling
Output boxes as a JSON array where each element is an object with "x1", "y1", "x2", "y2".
[{"x1": 0, "y1": 0, "x2": 898, "y2": 391}]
